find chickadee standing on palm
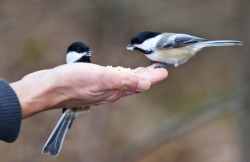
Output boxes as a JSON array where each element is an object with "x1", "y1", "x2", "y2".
[
  {"x1": 42, "y1": 42, "x2": 93, "y2": 157},
  {"x1": 127, "y1": 31, "x2": 243, "y2": 68}
]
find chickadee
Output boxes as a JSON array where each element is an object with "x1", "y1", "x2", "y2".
[
  {"x1": 42, "y1": 42, "x2": 93, "y2": 157},
  {"x1": 127, "y1": 31, "x2": 243, "y2": 68}
]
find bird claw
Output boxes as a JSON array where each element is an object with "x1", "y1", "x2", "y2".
[
  {"x1": 154, "y1": 64, "x2": 175, "y2": 69},
  {"x1": 148, "y1": 61, "x2": 158, "y2": 65}
]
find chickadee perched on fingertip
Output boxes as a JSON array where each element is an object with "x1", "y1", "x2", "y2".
[
  {"x1": 127, "y1": 31, "x2": 243, "y2": 68},
  {"x1": 42, "y1": 41, "x2": 93, "y2": 157}
]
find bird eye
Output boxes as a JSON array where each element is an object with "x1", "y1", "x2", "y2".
[
  {"x1": 76, "y1": 49, "x2": 82, "y2": 53},
  {"x1": 131, "y1": 38, "x2": 142, "y2": 45}
]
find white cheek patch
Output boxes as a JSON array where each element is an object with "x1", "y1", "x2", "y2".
[
  {"x1": 135, "y1": 35, "x2": 162, "y2": 51},
  {"x1": 66, "y1": 51, "x2": 86, "y2": 63}
]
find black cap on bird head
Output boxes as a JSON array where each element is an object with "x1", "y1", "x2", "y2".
[
  {"x1": 67, "y1": 41, "x2": 91, "y2": 54},
  {"x1": 127, "y1": 31, "x2": 161, "y2": 50}
]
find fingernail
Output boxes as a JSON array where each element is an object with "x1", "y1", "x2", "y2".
[{"x1": 137, "y1": 79, "x2": 151, "y2": 91}]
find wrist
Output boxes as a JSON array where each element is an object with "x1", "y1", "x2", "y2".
[{"x1": 10, "y1": 72, "x2": 60, "y2": 118}]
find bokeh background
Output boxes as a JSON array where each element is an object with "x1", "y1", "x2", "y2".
[{"x1": 0, "y1": 0, "x2": 249, "y2": 162}]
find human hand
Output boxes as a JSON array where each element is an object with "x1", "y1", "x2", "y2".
[{"x1": 10, "y1": 63, "x2": 167, "y2": 118}]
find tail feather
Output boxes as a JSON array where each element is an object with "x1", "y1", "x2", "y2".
[
  {"x1": 42, "y1": 106, "x2": 90, "y2": 157},
  {"x1": 41, "y1": 109, "x2": 74, "y2": 157},
  {"x1": 196, "y1": 40, "x2": 243, "y2": 48}
]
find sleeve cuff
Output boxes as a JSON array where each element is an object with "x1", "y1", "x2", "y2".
[{"x1": 0, "y1": 79, "x2": 22, "y2": 142}]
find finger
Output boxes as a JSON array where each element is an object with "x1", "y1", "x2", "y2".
[
  {"x1": 99, "y1": 67, "x2": 152, "y2": 92},
  {"x1": 136, "y1": 65, "x2": 168, "y2": 85},
  {"x1": 111, "y1": 74, "x2": 151, "y2": 92}
]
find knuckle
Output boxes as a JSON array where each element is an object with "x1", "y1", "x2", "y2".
[{"x1": 120, "y1": 79, "x2": 133, "y2": 90}]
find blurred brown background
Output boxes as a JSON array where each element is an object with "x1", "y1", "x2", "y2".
[{"x1": 0, "y1": 0, "x2": 249, "y2": 162}]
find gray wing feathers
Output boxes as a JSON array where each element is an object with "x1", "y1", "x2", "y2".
[
  {"x1": 158, "y1": 33, "x2": 242, "y2": 48},
  {"x1": 158, "y1": 34, "x2": 206, "y2": 48},
  {"x1": 174, "y1": 34, "x2": 207, "y2": 47}
]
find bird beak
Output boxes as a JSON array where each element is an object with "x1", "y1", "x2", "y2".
[
  {"x1": 86, "y1": 51, "x2": 93, "y2": 57},
  {"x1": 126, "y1": 44, "x2": 134, "y2": 50}
]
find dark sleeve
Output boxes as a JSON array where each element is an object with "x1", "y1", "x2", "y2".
[{"x1": 0, "y1": 79, "x2": 22, "y2": 143}]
